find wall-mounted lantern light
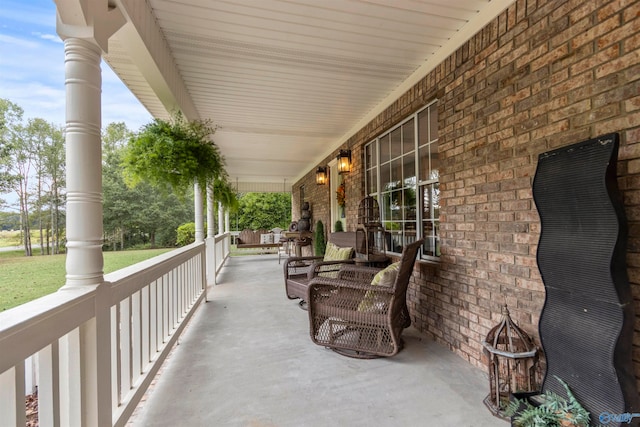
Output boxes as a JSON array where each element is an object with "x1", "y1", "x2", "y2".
[
  {"x1": 337, "y1": 149, "x2": 352, "y2": 174},
  {"x1": 315, "y1": 166, "x2": 328, "y2": 185}
]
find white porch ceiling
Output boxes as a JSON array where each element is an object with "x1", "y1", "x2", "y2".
[{"x1": 105, "y1": 0, "x2": 514, "y2": 192}]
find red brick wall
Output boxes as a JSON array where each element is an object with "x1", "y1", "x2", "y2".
[{"x1": 294, "y1": 0, "x2": 640, "y2": 389}]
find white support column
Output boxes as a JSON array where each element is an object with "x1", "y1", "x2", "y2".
[
  {"x1": 55, "y1": 2, "x2": 126, "y2": 424},
  {"x1": 194, "y1": 181, "x2": 204, "y2": 243},
  {"x1": 207, "y1": 184, "x2": 215, "y2": 238},
  {"x1": 206, "y1": 183, "x2": 216, "y2": 288},
  {"x1": 58, "y1": 36, "x2": 109, "y2": 427},
  {"x1": 63, "y1": 38, "x2": 104, "y2": 288},
  {"x1": 218, "y1": 202, "x2": 224, "y2": 235}
]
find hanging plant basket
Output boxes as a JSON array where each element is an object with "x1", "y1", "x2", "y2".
[{"x1": 123, "y1": 112, "x2": 225, "y2": 193}]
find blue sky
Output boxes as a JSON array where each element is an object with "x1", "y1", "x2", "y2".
[{"x1": 0, "y1": 0, "x2": 153, "y2": 131}]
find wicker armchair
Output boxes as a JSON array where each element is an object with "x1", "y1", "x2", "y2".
[
  {"x1": 284, "y1": 232, "x2": 357, "y2": 309},
  {"x1": 306, "y1": 239, "x2": 423, "y2": 358}
]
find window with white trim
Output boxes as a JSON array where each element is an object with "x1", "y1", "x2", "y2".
[{"x1": 365, "y1": 101, "x2": 439, "y2": 260}]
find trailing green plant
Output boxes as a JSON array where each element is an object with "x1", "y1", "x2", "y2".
[
  {"x1": 334, "y1": 220, "x2": 344, "y2": 232},
  {"x1": 123, "y1": 112, "x2": 224, "y2": 194},
  {"x1": 314, "y1": 220, "x2": 326, "y2": 256},
  {"x1": 505, "y1": 376, "x2": 590, "y2": 427},
  {"x1": 211, "y1": 177, "x2": 239, "y2": 211}
]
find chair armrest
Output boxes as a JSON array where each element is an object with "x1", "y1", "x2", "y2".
[
  {"x1": 308, "y1": 276, "x2": 394, "y2": 294},
  {"x1": 307, "y1": 277, "x2": 394, "y2": 312},
  {"x1": 335, "y1": 264, "x2": 381, "y2": 282},
  {"x1": 283, "y1": 256, "x2": 322, "y2": 278},
  {"x1": 308, "y1": 259, "x2": 355, "y2": 279}
]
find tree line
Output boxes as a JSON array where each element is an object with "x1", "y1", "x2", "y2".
[
  {"x1": 0, "y1": 98, "x2": 292, "y2": 255},
  {"x1": 0, "y1": 98, "x2": 194, "y2": 255}
]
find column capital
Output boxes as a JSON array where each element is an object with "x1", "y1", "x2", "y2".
[{"x1": 55, "y1": 0, "x2": 126, "y2": 52}]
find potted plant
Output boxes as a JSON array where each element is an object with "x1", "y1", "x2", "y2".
[
  {"x1": 314, "y1": 220, "x2": 326, "y2": 256},
  {"x1": 506, "y1": 377, "x2": 590, "y2": 427}
]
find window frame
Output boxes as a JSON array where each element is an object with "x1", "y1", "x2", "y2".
[{"x1": 365, "y1": 100, "x2": 439, "y2": 261}]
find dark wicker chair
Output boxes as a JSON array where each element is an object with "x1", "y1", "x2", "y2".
[
  {"x1": 283, "y1": 232, "x2": 357, "y2": 309},
  {"x1": 306, "y1": 239, "x2": 423, "y2": 358}
]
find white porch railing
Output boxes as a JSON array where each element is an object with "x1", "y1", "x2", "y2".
[{"x1": 0, "y1": 234, "x2": 230, "y2": 427}]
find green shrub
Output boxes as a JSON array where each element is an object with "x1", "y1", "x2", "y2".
[
  {"x1": 176, "y1": 222, "x2": 196, "y2": 246},
  {"x1": 314, "y1": 220, "x2": 326, "y2": 256},
  {"x1": 334, "y1": 220, "x2": 344, "y2": 232}
]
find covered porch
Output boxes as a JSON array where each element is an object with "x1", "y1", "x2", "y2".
[
  {"x1": 129, "y1": 253, "x2": 500, "y2": 427},
  {"x1": 1, "y1": 0, "x2": 639, "y2": 425}
]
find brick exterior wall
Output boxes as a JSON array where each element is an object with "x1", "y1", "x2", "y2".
[{"x1": 293, "y1": 0, "x2": 640, "y2": 390}]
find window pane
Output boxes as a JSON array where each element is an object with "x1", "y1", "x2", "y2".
[
  {"x1": 422, "y1": 185, "x2": 432, "y2": 220},
  {"x1": 381, "y1": 193, "x2": 393, "y2": 221},
  {"x1": 432, "y1": 182, "x2": 440, "y2": 218},
  {"x1": 422, "y1": 221, "x2": 436, "y2": 256},
  {"x1": 365, "y1": 143, "x2": 374, "y2": 168},
  {"x1": 380, "y1": 162, "x2": 391, "y2": 191},
  {"x1": 404, "y1": 187, "x2": 417, "y2": 222},
  {"x1": 419, "y1": 145, "x2": 430, "y2": 181},
  {"x1": 390, "y1": 127, "x2": 402, "y2": 159},
  {"x1": 368, "y1": 166, "x2": 377, "y2": 194},
  {"x1": 387, "y1": 230, "x2": 403, "y2": 253},
  {"x1": 390, "y1": 190, "x2": 402, "y2": 221},
  {"x1": 403, "y1": 222, "x2": 417, "y2": 243},
  {"x1": 403, "y1": 155, "x2": 415, "y2": 187},
  {"x1": 380, "y1": 134, "x2": 390, "y2": 164},
  {"x1": 430, "y1": 141, "x2": 439, "y2": 181},
  {"x1": 418, "y1": 109, "x2": 429, "y2": 146},
  {"x1": 403, "y1": 119, "x2": 414, "y2": 155},
  {"x1": 391, "y1": 158, "x2": 402, "y2": 188}
]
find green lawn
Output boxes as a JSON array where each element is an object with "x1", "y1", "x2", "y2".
[{"x1": 0, "y1": 248, "x2": 172, "y2": 311}]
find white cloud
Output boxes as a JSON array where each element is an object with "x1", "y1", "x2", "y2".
[
  {"x1": 34, "y1": 32, "x2": 64, "y2": 44},
  {"x1": 0, "y1": 0, "x2": 152, "y2": 131},
  {"x1": 0, "y1": 33, "x2": 39, "y2": 48}
]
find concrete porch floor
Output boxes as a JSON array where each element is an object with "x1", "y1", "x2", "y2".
[{"x1": 130, "y1": 254, "x2": 506, "y2": 427}]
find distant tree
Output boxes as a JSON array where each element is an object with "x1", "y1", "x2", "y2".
[
  {"x1": 103, "y1": 122, "x2": 194, "y2": 249},
  {"x1": 234, "y1": 192, "x2": 291, "y2": 231},
  {"x1": 103, "y1": 123, "x2": 135, "y2": 249},
  {"x1": 0, "y1": 99, "x2": 23, "y2": 193},
  {"x1": 0, "y1": 100, "x2": 65, "y2": 255},
  {"x1": 25, "y1": 118, "x2": 65, "y2": 255},
  {"x1": 44, "y1": 124, "x2": 65, "y2": 254},
  {"x1": 4, "y1": 117, "x2": 33, "y2": 255}
]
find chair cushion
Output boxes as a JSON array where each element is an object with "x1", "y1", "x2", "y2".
[
  {"x1": 371, "y1": 262, "x2": 400, "y2": 286},
  {"x1": 358, "y1": 262, "x2": 400, "y2": 312},
  {"x1": 260, "y1": 233, "x2": 274, "y2": 244},
  {"x1": 323, "y1": 242, "x2": 353, "y2": 261}
]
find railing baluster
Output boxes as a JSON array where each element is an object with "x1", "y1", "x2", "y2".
[
  {"x1": 38, "y1": 342, "x2": 60, "y2": 427},
  {"x1": 111, "y1": 305, "x2": 118, "y2": 414},
  {"x1": 149, "y1": 280, "x2": 157, "y2": 359},
  {"x1": 120, "y1": 299, "x2": 131, "y2": 396},
  {"x1": 0, "y1": 364, "x2": 26, "y2": 426},
  {"x1": 131, "y1": 291, "x2": 141, "y2": 382},
  {"x1": 162, "y1": 270, "x2": 174, "y2": 344},
  {"x1": 141, "y1": 285, "x2": 150, "y2": 370},
  {"x1": 0, "y1": 240, "x2": 223, "y2": 427}
]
